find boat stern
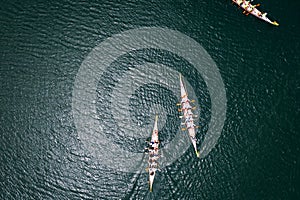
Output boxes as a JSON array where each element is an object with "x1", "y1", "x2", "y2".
[{"x1": 149, "y1": 171, "x2": 155, "y2": 192}]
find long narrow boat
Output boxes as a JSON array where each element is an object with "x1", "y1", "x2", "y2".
[
  {"x1": 179, "y1": 74, "x2": 200, "y2": 158},
  {"x1": 232, "y1": 0, "x2": 279, "y2": 26},
  {"x1": 148, "y1": 115, "x2": 159, "y2": 192}
]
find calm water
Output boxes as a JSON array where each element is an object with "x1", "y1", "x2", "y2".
[{"x1": 0, "y1": 0, "x2": 299, "y2": 199}]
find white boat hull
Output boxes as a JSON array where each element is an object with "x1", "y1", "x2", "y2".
[
  {"x1": 179, "y1": 74, "x2": 200, "y2": 158},
  {"x1": 148, "y1": 115, "x2": 159, "y2": 192},
  {"x1": 232, "y1": 0, "x2": 279, "y2": 26}
]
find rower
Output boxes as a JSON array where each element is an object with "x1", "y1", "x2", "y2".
[
  {"x1": 187, "y1": 115, "x2": 193, "y2": 120},
  {"x1": 149, "y1": 149, "x2": 155, "y2": 153},
  {"x1": 186, "y1": 121, "x2": 192, "y2": 128},
  {"x1": 248, "y1": 5, "x2": 254, "y2": 12},
  {"x1": 187, "y1": 109, "x2": 193, "y2": 115},
  {"x1": 185, "y1": 118, "x2": 190, "y2": 123},
  {"x1": 185, "y1": 116, "x2": 193, "y2": 123},
  {"x1": 151, "y1": 153, "x2": 159, "y2": 157},
  {"x1": 187, "y1": 121, "x2": 196, "y2": 129},
  {"x1": 181, "y1": 98, "x2": 190, "y2": 104},
  {"x1": 149, "y1": 146, "x2": 154, "y2": 150},
  {"x1": 182, "y1": 104, "x2": 192, "y2": 110},
  {"x1": 150, "y1": 163, "x2": 158, "y2": 168}
]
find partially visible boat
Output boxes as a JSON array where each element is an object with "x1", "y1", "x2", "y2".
[
  {"x1": 178, "y1": 74, "x2": 200, "y2": 158},
  {"x1": 147, "y1": 115, "x2": 159, "y2": 192},
  {"x1": 232, "y1": 0, "x2": 279, "y2": 26}
]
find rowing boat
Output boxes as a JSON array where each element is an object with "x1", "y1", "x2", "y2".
[
  {"x1": 232, "y1": 0, "x2": 279, "y2": 26},
  {"x1": 178, "y1": 74, "x2": 200, "y2": 158},
  {"x1": 148, "y1": 115, "x2": 159, "y2": 192}
]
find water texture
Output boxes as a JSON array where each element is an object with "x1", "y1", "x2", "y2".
[{"x1": 0, "y1": 0, "x2": 299, "y2": 199}]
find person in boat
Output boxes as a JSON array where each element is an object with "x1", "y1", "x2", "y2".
[
  {"x1": 244, "y1": 2, "x2": 250, "y2": 11},
  {"x1": 185, "y1": 116, "x2": 193, "y2": 126},
  {"x1": 185, "y1": 118, "x2": 190, "y2": 124},
  {"x1": 182, "y1": 103, "x2": 192, "y2": 110},
  {"x1": 248, "y1": 4, "x2": 254, "y2": 12},
  {"x1": 149, "y1": 159, "x2": 158, "y2": 165},
  {"x1": 185, "y1": 115, "x2": 193, "y2": 122},
  {"x1": 187, "y1": 109, "x2": 193, "y2": 115},
  {"x1": 149, "y1": 145, "x2": 155, "y2": 150},
  {"x1": 150, "y1": 162, "x2": 158, "y2": 168},
  {"x1": 149, "y1": 161, "x2": 155, "y2": 166},
  {"x1": 150, "y1": 171, "x2": 155, "y2": 176},
  {"x1": 151, "y1": 153, "x2": 159, "y2": 157},
  {"x1": 187, "y1": 121, "x2": 196, "y2": 129},
  {"x1": 186, "y1": 121, "x2": 192, "y2": 128},
  {"x1": 258, "y1": 12, "x2": 262, "y2": 17},
  {"x1": 150, "y1": 140, "x2": 159, "y2": 145},
  {"x1": 147, "y1": 150, "x2": 154, "y2": 155},
  {"x1": 181, "y1": 98, "x2": 190, "y2": 104}
]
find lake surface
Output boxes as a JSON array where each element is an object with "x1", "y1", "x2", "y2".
[{"x1": 0, "y1": 0, "x2": 299, "y2": 199}]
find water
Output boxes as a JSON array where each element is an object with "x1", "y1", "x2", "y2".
[{"x1": 0, "y1": 0, "x2": 299, "y2": 199}]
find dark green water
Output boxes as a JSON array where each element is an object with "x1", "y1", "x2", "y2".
[{"x1": 0, "y1": 0, "x2": 299, "y2": 199}]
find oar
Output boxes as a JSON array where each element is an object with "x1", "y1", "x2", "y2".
[
  {"x1": 179, "y1": 115, "x2": 198, "y2": 118},
  {"x1": 176, "y1": 99, "x2": 196, "y2": 106}
]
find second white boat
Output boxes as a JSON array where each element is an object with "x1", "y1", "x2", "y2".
[{"x1": 178, "y1": 74, "x2": 200, "y2": 158}]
